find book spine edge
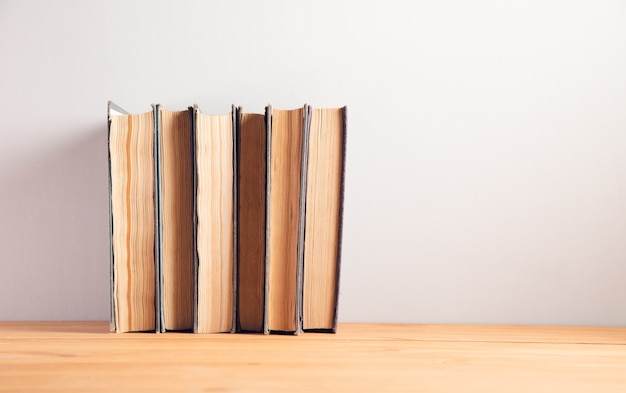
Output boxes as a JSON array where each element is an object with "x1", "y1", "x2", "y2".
[
  {"x1": 295, "y1": 104, "x2": 312, "y2": 336},
  {"x1": 191, "y1": 105, "x2": 199, "y2": 333},
  {"x1": 107, "y1": 102, "x2": 116, "y2": 333},
  {"x1": 331, "y1": 106, "x2": 348, "y2": 333},
  {"x1": 231, "y1": 105, "x2": 239, "y2": 334},
  {"x1": 263, "y1": 105, "x2": 272, "y2": 335},
  {"x1": 153, "y1": 104, "x2": 162, "y2": 333}
]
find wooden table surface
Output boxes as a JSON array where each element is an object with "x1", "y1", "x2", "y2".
[{"x1": 1, "y1": 322, "x2": 626, "y2": 392}]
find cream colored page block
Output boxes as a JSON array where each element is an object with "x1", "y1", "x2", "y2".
[
  {"x1": 268, "y1": 108, "x2": 303, "y2": 331},
  {"x1": 195, "y1": 113, "x2": 233, "y2": 333},
  {"x1": 109, "y1": 115, "x2": 129, "y2": 332},
  {"x1": 109, "y1": 112, "x2": 156, "y2": 332},
  {"x1": 303, "y1": 109, "x2": 343, "y2": 329}
]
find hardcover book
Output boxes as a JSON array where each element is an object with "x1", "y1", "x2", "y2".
[
  {"x1": 301, "y1": 106, "x2": 347, "y2": 333},
  {"x1": 192, "y1": 105, "x2": 238, "y2": 334},
  {"x1": 264, "y1": 105, "x2": 310, "y2": 335},
  {"x1": 156, "y1": 105, "x2": 194, "y2": 332},
  {"x1": 107, "y1": 101, "x2": 160, "y2": 333},
  {"x1": 236, "y1": 108, "x2": 267, "y2": 333}
]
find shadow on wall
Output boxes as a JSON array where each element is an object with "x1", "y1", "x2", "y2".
[{"x1": 0, "y1": 125, "x2": 110, "y2": 320}]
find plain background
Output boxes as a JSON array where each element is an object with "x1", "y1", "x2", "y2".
[{"x1": 1, "y1": 0, "x2": 625, "y2": 325}]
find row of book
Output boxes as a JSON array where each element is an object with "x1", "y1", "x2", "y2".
[{"x1": 107, "y1": 101, "x2": 346, "y2": 334}]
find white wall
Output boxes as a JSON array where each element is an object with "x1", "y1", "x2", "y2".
[{"x1": 1, "y1": 0, "x2": 625, "y2": 325}]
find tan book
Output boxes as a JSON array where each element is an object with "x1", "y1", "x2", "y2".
[
  {"x1": 236, "y1": 109, "x2": 267, "y2": 333},
  {"x1": 107, "y1": 102, "x2": 159, "y2": 332},
  {"x1": 264, "y1": 105, "x2": 309, "y2": 335},
  {"x1": 157, "y1": 106, "x2": 194, "y2": 332},
  {"x1": 193, "y1": 105, "x2": 237, "y2": 334},
  {"x1": 301, "y1": 107, "x2": 347, "y2": 333}
]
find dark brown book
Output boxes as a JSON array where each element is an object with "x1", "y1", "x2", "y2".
[
  {"x1": 236, "y1": 110, "x2": 267, "y2": 333},
  {"x1": 157, "y1": 106, "x2": 194, "y2": 332}
]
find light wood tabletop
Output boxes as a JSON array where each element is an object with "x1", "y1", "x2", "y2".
[{"x1": 1, "y1": 322, "x2": 626, "y2": 392}]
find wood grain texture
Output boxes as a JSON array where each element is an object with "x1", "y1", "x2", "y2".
[{"x1": 1, "y1": 322, "x2": 626, "y2": 392}]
